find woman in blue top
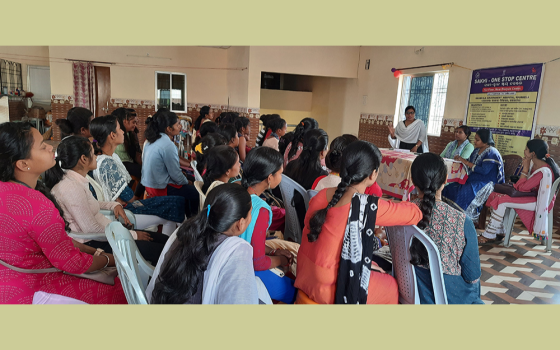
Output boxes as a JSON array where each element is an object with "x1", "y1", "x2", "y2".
[
  {"x1": 239, "y1": 147, "x2": 297, "y2": 304},
  {"x1": 410, "y1": 153, "x2": 483, "y2": 304},
  {"x1": 442, "y1": 128, "x2": 505, "y2": 220},
  {"x1": 141, "y1": 109, "x2": 200, "y2": 217}
]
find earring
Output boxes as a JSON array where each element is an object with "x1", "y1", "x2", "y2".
[
  {"x1": 27, "y1": 168, "x2": 30, "y2": 170},
  {"x1": 268, "y1": 182, "x2": 271, "y2": 190}
]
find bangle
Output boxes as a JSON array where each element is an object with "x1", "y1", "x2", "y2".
[
  {"x1": 521, "y1": 172, "x2": 528, "y2": 177},
  {"x1": 100, "y1": 253, "x2": 110, "y2": 269},
  {"x1": 269, "y1": 249, "x2": 276, "y2": 256},
  {"x1": 94, "y1": 248, "x2": 104, "y2": 256}
]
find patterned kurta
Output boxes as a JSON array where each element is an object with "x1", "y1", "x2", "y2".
[{"x1": 0, "y1": 182, "x2": 127, "y2": 304}]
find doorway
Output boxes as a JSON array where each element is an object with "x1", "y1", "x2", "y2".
[{"x1": 95, "y1": 66, "x2": 111, "y2": 117}]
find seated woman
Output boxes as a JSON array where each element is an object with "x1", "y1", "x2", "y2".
[
  {"x1": 141, "y1": 108, "x2": 200, "y2": 217},
  {"x1": 255, "y1": 114, "x2": 279, "y2": 148},
  {"x1": 480, "y1": 139, "x2": 560, "y2": 245},
  {"x1": 218, "y1": 123, "x2": 240, "y2": 149},
  {"x1": 45, "y1": 135, "x2": 169, "y2": 265},
  {"x1": 313, "y1": 134, "x2": 383, "y2": 197},
  {"x1": 193, "y1": 105, "x2": 213, "y2": 138},
  {"x1": 284, "y1": 117, "x2": 319, "y2": 167},
  {"x1": 443, "y1": 128, "x2": 505, "y2": 220},
  {"x1": 240, "y1": 147, "x2": 297, "y2": 304},
  {"x1": 295, "y1": 140, "x2": 423, "y2": 304},
  {"x1": 387, "y1": 105, "x2": 429, "y2": 153},
  {"x1": 234, "y1": 116, "x2": 251, "y2": 162},
  {"x1": 262, "y1": 117, "x2": 287, "y2": 152},
  {"x1": 0, "y1": 122, "x2": 126, "y2": 304},
  {"x1": 440, "y1": 125, "x2": 475, "y2": 160},
  {"x1": 285, "y1": 128, "x2": 329, "y2": 228},
  {"x1": 409, "y1": 153, "x2": 483, "y2": 304},
  {"x1": 148, "y1": 184, "x2": 259, "y2": 304},
  {"x1": 112, "y1": 107, "x2": 145, "y2": 199},
  {"x1": 55, "y1": 106, "x2": 94, "y2": 139},
  {"x1": 193, "y1": 132, "x2": 227, "y2": 175},
  {"x1": 191, "y1": 121, "x2": 219, "y2": 159},
  {"x1": 89, "y1": 115, "x2": 186, "y2": 234},
  {"x1": 194, "y1": 145, "x2": 241, "y2": 209}
]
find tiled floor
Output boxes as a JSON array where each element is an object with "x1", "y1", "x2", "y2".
[{"x1": 477, "y1": 220, "x2": 560, "y2": 304}]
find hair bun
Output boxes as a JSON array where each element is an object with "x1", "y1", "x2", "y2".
[{"x1": 146, "y1": 116, "x2": 153, "y2": 124}]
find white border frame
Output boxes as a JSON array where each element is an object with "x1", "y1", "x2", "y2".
[{"x1": 155, "y1": 71, "x2": 187, "y2": 112}]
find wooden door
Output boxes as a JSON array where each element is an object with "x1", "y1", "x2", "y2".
[{"x1": 95, "y1": 66, "x2": 111, "y2": 117}]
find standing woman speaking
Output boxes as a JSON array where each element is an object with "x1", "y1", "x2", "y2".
[{"x1": 388, "y1": 106, "x2": 429, "y2": 153}]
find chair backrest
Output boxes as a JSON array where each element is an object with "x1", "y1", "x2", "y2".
[
  {"x1": 105, "y1": 221, "x2": 155, "y2": 304},
  {"x1": 193, "y1": 181, "x2": 206, "y2": 211},
  {"x1": 191, "y1": 160, "x2": 204, "y2": 182},
  {"x1": 502, "y1": 154, "x2": 522, "y2": 180},
  {"x1": 385, "y1": 225, "x2": 448, "y2": 304},
  {"x1": 549, "y1": 176, "x2": 560, "y2": 204},
  {"x1": 278, "y1": 174, "x2": 310, "y2": 243},
  {"x1": 307, "y1": 189, "x2": 318, "y2": 199}
]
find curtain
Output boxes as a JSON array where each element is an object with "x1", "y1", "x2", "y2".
[
  {"x1": 72, "y1": 62, "x2": 96, "y2": 114},
  {"x1": 408, "y1": 76, "x2": 433, "y2": 128},
  {"x1": 0, "y1": 59, "x2": 23, "y2": 93}
]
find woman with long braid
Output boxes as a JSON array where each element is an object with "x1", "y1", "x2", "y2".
[
  {"x1": 294, "y1": 140, "x2": 422, "y2": 304},
  {"x1": 409, "y1": 153, "x2": 483, "y2": 304}
]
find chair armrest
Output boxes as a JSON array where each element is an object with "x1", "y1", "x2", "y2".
[
  {"x1": 100, "y1": 209, "x2": 137, "y2": 228},
  {"x1": 68, "y1": 232, "x2": 108, "y2": 242}
]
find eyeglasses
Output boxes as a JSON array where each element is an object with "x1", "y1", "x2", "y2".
[{"x1": 405, "y1": 111, "x2": 415, "y2": 115}]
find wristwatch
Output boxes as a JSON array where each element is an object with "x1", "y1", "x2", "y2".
[{"x1": 94, "y1": 248, "x2": 105, "y2": 256}]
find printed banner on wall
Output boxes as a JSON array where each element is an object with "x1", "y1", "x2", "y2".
[{"x1": 465, "y1": 63, "x2": 544, "y2": 157}]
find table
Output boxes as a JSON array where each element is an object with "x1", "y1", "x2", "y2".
[{"x1": 377, "y1": 149, "x2": 468, "y2": 200}]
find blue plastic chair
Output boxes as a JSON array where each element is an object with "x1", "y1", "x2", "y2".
[
  {"x1": 503, "y1": 176, "x2": 560, "y2": 252},
  {"x1": 278, "y1": 174, "x2": 310, "y2": 244},
  {"x1": 307, "y1": 189, "x2": 318, "y2": 199},
  {"x1": 385, "y1": 225, "x2": 448, "y2": 304},
  {"x1": 105, "y1": 221, "x2": 155, "y2": 304}
]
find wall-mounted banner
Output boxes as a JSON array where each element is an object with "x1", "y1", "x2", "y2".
[{"x1": 465, "y1": 63, "x2": 544, "y2": 157}]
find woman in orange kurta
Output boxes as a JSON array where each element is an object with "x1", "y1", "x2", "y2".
[{"x1": 295, "y1": 140, "x2": 422, "y2": 304}]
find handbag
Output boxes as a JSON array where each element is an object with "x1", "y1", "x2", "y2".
[
  {"x1": 261, "y1": 189, "x2": 285, "y2": 209},
  {"x1": 494, "y1": 183, "x2": 537, "y2": 198},
  {"x1": 0, "y1": 258, "x2": 117, "y2": 285}
]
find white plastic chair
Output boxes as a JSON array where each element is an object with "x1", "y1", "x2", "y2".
[
  {"x1": 105, "y1": 221, "x2": 155, "y2": 304},
  {"x1": 68, "y1": 209, "x2": 136, "y2": 242},
  {"x1": 307, "y1": 189, "x2": 318, "y2": 199},
  {"x1": 191, "y1": 160, "x2": 204, "y2": 182},
  {"x1": 385, "y1": 225, "x2": 448, "y2": 304},
  {"x1": 278, "y1": 174, "x2": 311, "y2": 244},
  {"x1": 503, "y1": 177, "x2": 560, "y2": 252}
]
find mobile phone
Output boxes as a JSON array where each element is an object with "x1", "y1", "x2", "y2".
[{"x1": 269, "y1": 267, "x2": 285, "y2": 278}]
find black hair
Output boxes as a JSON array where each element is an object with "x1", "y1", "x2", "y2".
[
  {"x1": 255, "y1": 114, "x2": 281, "y2": 147},
  {"x1": 325, "y1": 134, "x2": 358, "y2": 173},
  {"x1": 409, "y1": 153, "x2": 448, "y2": 267},
  {"x1": 284, "y1": 128, "x2": 329, "y2": 190},
  {"x1": 456, "y1": 125, "x2": 471, "y2": 139},
  {"x1": 89, "y1": 115, "x2": 119, "y2": 155},
  {"x1": 241, "y1": 146, "x2": 283, "y2": 189},
  {"x1": 527, "y1": 139, "x2": 560, "y2": 181},
  {"x1": 308, "y1": 140, "x2": 381, "y2": 242},
  {"x1": 405, "y1": 106, "x2": 416, "y2": 115},
  {"x1": 234, "y1": 117, "x2": 250, "y2": 133},
  {"x1": 217, "y1": 112, "x2": 238, "y2": 126},
  {"x1": 194, "y1": 106, "x2": 210, "y2": 131},
  {"x1": 112, "y1": 107, "x2": 140, "y2": 160},
  {"x1": 145, "y1": 108, "x2": 178, "y2": 144},
  {"x1": 476, "y1": 128, "x2": 495, "y2": 146},
  {"x1": 217, "y1": 123, "x2": 238, "y2": 145},
  {"x1": 194, "y1": 133, "x2": 227, "y2": 174},
  {"x1": 0, "y1": 122, "x2": 70, "y2": 232},
  {"x1": 193, "y1": 121, "x2": 219, "y2": 149},
  {"x1": 44, "y1": 136, "x2": 93, "y2": 189},
  {"x1": 150, "y1": 183, "x2": 252, "y2": 304},
  {"x1": 55, "y1": 107, "x2": 93, "y2": 138},
  {"x1": 287, "y1": 118, "x2": 318, "y2": 160},
  {"x1": 267, "y1": 118, "x2": 286, "y2": 134},
  {"x1": 202, "y1": 145, "x2": 239, "y2": 193},
  {"x1": 279, "y1": 131, "x2": 295, "y2": 157}
]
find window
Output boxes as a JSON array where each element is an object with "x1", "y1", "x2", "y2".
[
  {"x1": 394, "y1": 71, "x2": 449, "y2": 136},
  {"x1": 0, "y1": 59, "x2": 23, "y2": 94},
  {"x1": 27, "y1": 66, "x2": 51, "y2": 104},
  {"x1": 155, "y1": 72, "x2": 186, "y2": 112}
]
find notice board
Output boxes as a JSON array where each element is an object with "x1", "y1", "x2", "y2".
[{"x1": 465, "y1": 63, "x2": 544, "y2": 157}]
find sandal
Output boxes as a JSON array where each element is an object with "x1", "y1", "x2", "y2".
[
  {"x1": 494, "y1": 234, "x2": 505, "y2": 242},
  {"x1": 478, "y1": 235, "x2": 498, "y2": 246}
]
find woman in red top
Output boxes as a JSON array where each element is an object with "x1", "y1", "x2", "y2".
[
  {"x1": 0, "y1": 122, "x2": 126, "y2": 304},
  {"x1": 295, "y1": 140, "x2": 422, "y2": 304},
  {"x1": 480, "y1": 139, "x2": 560, "y2": 244}
]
